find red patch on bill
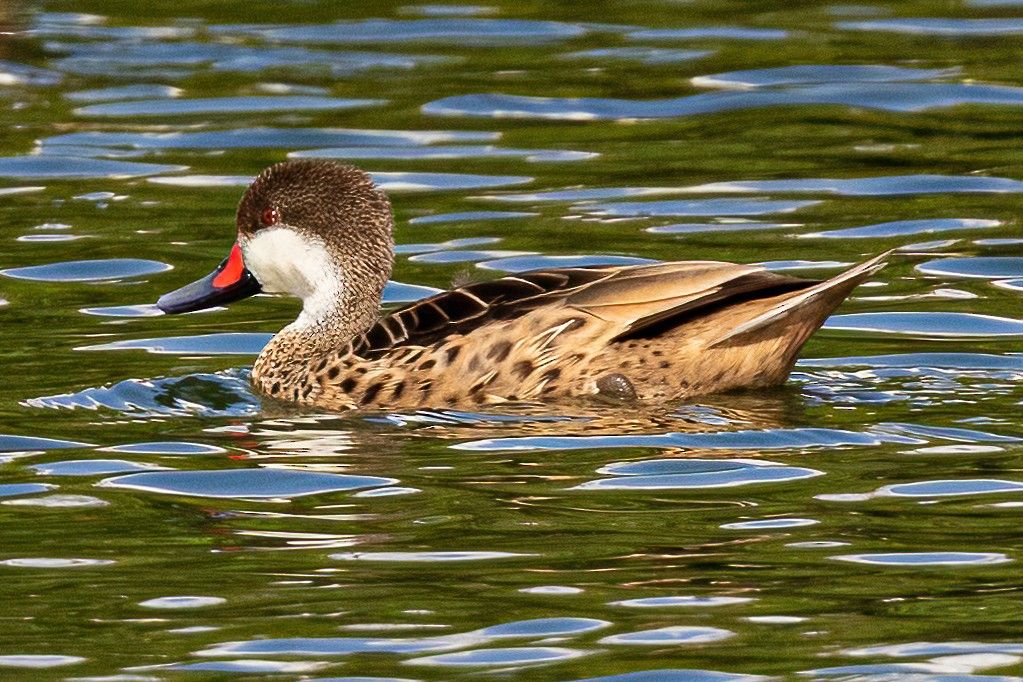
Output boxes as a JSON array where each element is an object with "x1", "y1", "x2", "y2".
[{"x1": 213, "y1": 243, "x2": 245, "y2": 288}]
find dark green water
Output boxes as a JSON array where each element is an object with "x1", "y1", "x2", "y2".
[{"x1": 3, "y1": 1, "x2": 1023, "y2": 680}]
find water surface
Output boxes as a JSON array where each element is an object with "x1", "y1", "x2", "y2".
[{"x1": 2, "y1": 1, "x2": 1023, "y2": 681}]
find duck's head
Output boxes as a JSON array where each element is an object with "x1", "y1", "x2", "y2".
[{"x1": 157, "y1": 160, "x2": 394, "y2": 331}]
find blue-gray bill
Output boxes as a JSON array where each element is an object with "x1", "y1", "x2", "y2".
[{"x1": 156, "y1": 243, "x2": 262, "y2": 314}]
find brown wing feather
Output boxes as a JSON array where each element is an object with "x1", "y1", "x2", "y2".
[
  {"x1": 351, "y1": 255, "x2": 886, "y2": 358},
  {"x1": 565, "y1": 261, "x2": 815, "y2": 341},
  {"x1": 352, "y1": 266, "x2": 620, "y2": 354},
  {"x1": 706, "y1": 250, "x2": 890, "y2": 347}
]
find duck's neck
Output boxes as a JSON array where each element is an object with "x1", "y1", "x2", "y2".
[{"x1": 252, "y1": 288, "x2": 380, "y2": 400}]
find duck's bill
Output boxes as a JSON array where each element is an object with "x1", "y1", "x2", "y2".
[{"x1": 156, "y1": 243, "x2": 262, "y2": 314}]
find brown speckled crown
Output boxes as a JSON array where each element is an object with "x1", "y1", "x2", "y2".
[{"x1": 239, "y1": 159, "x2": 395, "y2": 334}]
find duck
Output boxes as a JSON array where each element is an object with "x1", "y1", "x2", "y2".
[{"x1": 156, "y1": 159, "x2": 888, "y2": 410}]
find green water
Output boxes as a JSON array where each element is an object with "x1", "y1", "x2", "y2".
[{"x1": 2, "y1": 0, "x2": 1023, "y2": 680}]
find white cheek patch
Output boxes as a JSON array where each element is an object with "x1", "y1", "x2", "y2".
[{"x1": 241, "y1": 227, "x2": 342, "y2": 327}]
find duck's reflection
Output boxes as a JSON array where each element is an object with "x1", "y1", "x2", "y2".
[
  {"x1": 251, "y1": 387, "x2": 803, "y2": 449},
  {"x1": 0, "y1": 1, "x2": 25, "y2": 60}
]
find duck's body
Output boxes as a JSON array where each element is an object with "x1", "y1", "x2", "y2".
[
  {"x1": 250, "y1": 256, "x2": 886, "y2": 409},
  {"x1": 157, "y1": 160, "x2": 887, "y2": 411}
]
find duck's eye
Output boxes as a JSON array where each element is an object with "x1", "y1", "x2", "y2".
[{"x1": 261, "y1": 207, "x2": 280, "y2": 226}]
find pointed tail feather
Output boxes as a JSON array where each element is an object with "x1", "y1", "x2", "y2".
[{"x1": 707, "y1": 250, "x2": 892, "y2": 348}]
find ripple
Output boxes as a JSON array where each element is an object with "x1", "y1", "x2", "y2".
[
  {"x1": 824, "y1": 312, "x2": 1023, "y2": 338},
  {"x1": 839, "y1": 18, "x2": 1023, "y2": 35},
  {"x1": 400, "y1": 4, "x2": 498, "y2": 16},
  {"x1": 0, "y1": 434, "x2": 91, "y2": 452},
  {"x1": 75, "y1": 96, "x2": 384, "y2": 117},
  {"x1": 330, "y1": 551, "x2": 528, "y2": 562},
  {"x1": 409, "y1": 212, "x2": 535, "y2": 225},
  {"x1": 103, "y1": 442, "x2": 225, "y2": 455},
  {"x1": 563, "y1": 47, "x2": 714, "y2": 64},
  {"x1": 53, "y1": 39, "x2": 447, "y2": 79},
  {"x1": 478, "y1": 617, "x2": 609, "y2": 638},
  {"x1": 759, "y1": 260, "x2": 847, "y2": 271},
  {"x1": 28, "y1": 459, "x2": 170, "y2": 476},
  {"x1": 151, "y1": 171, "x2": 533, "y2": 191},
  {"x1": 571, "y1": 671, "x2": 767, "y2": 682},
  {"x1": 600, "y1": 626, "x2": 735, "y2": 645},
  {"x1": 17, "y1": 234, "x2": 87, "y2": 243},
  {"x1": 576, "y1": 458, "x2": 823, "y2": 491},
  {"x1": 843, "y1": 641, "x2": 1023, "y2": 657},
  {"x1": 78, "y1": 333, "x2": 272, "y2": 355},
  {"x1": 720, "y1": 518, "x2": 819, "y2": 530},
  {"x1": 36, "y1": 145, "x2": 150, "y2": 160},
  {"x1": 485, "y1": 187, "x2": 695, "y2": 202},
  {"x1": 918, "y1": 257, "x2": 1023, "y2": 279},
  {"x1": 291, "y1": 145, "x2": 595, "y2": 162},
  {"x1": 26, "y1": 371, "x2": 259, "y2": 417},
  {"x1": 647, "y1": 222, "x2": 794, "y2": 235},
  {"x1": 405, "y1": 646, "x2": 586, "y2": 666},
  {"x1": 0, "y1": 186, "x2": 45, "y2": 196},
  {"x1": 798, "y1": 352, "x2": 1023, "y2": 371},
  {"x1": 371, "y1": 171, "x2": 533, "y2": 191},
  {"x1": 682, "y1": 176, "x2": 1023, "y2": 196},
  {"x1": 805, "y1": 218, "x2": 1001, "y2": 239},
  {"x1": 2, "y1": 494, "x2": 108, "y2": 508},
  {"x1": 139, "y1": 596, "x2": 226, "y2": 609},
  {"x1": 295, "y1": 676, "x2": 416, "y2": 682},
  {"x1": 0, "y1": 60, "x2": 64, "y2": 86},
  {"x1": 994, "y1": 279, "x2": 1023, "y2": 292},
  {"x1": 875, "y1": 422, "x2": 1020, "y2": 443},
  {"x1": 832, "y1": 552, "x2": 1012, "y2": 566},
  {"x1": 409, "y1": 249, "x2": 536, "y2": 264},
  {"x1": 880, "y1": 479, "x2": 1023, "y2": 497},
  {"x1": 1, "y1": 558, "x2": 115, "y2": 568},
  {"x1": 384, "y1": 281, "x2": 443, "y2": 302},
  {"x1": 33, "y1": 14, "x2": 196, "y2": 40},
  {"x1": 198, "y1": 618, "x2": 600, "y2": 662},
  {"x1": 800, "y1": 663, "x2": 977, "y2": 676},
  {"x1": 899, "y1": 239, "x2": 961, "y2": 253},
  {"x1": 829, "y1": 474, "x2": 1014, "y2": 498},
  {"x1": 976, "y1": 238, "x2": 1023, "y2": 246},
  {"x1": 0, "y1": 156, "x2": 186, "y2": 179},
  {"x1": 520, "y1": 585, "x2": 584, "y2": 595},
  {"x1": 423, "y1": 82, "x2": 1023, "y2": 121},
  {"x1": 0, "y1": 483, "x2": 54, "y2": 498},
  {"x1": 910, "y1": 444, "x2": 1005, "y2": 455},
  {"x1": 353, "y1": 486, "x2": 421, "y2": 497},
  {"x1": 213, "y1": 19, "x2": 591, "y2": 45},
  {"x1": 65, "y1": 84, "x2": 182, "y2": 102},
  {"x1": 478, "y1": 255, "x2": 657, "y2": 272},
  {"x1": 98, "y1": 469, "x2": 396, "y2": 499},
  {"x1": 579, "y1": 198, "x2": 819, "y2": 217},
  {"x1": 0, "y1": 655, "x2": 85, "y2": 668},
  {"x1": 693, "y1": 65, "x2": 955, "y2": 89},
  {"x1": 626, "y1": 27, "x2": 788, "y2": 40},
  {"x1": 43, "y1": 127, "x2": 496, "y2": 151},
  {"x1": 611, "y1": 596, "x2": 754, "y2": 608},
  {"x1": 170, "y1": 660, "x2": 330, "y2": 673},
  {"x1": 455, "y1": 427, "x2": 888, "y2": 452},
  {"x1": 746, "y1": 616, "x2": 808, "y2": 624},
  {"x1": 0, "y1": 259, "x2": 170, "y2": 282},
  {"x1": 199, "y1": 635, "x2": 460, "y2": 656}
]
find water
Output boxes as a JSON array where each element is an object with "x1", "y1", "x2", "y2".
[{"x1": 2, "y1": 1, "x2": 1023, "y2": 680}]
